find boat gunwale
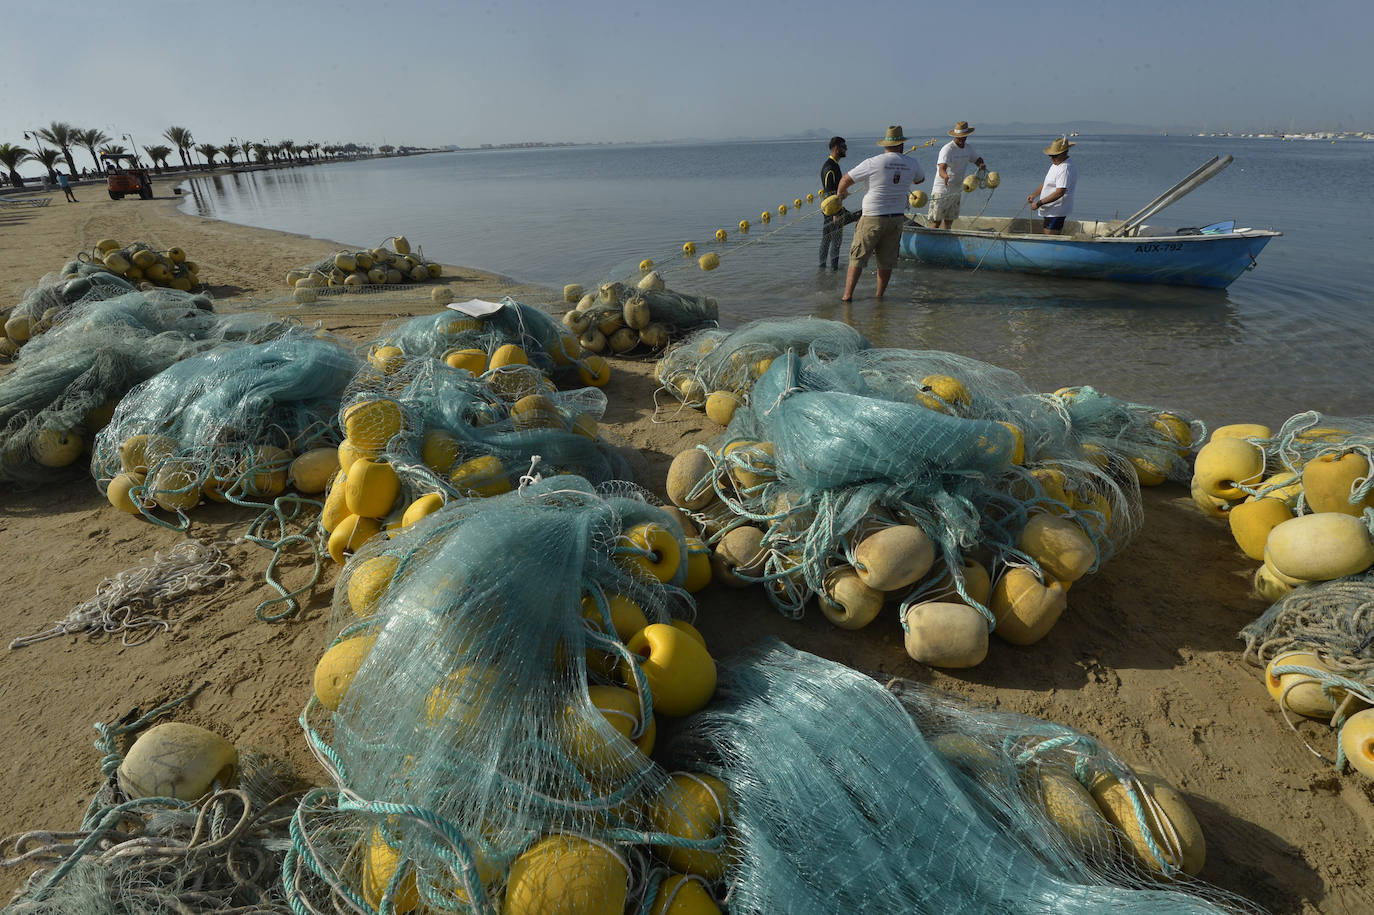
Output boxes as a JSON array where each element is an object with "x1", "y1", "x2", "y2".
[{"x1": 900, "y1": 222, "x2": 1282, "y2": 244}]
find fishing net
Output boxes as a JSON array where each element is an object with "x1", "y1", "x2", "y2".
[
  {"x1": 1048, "y1": 385, "x2": 1205, "y2": 485},
  {"x1": 288, "y1": 235, "x2": 442, "y2": 300},
  {"x1": 90, "y1": 330, "x2": 361, "y2": 525},
  {"x1": 657, "y1": 640, "x2": 1255, "y2": 914},
  {"x1": 671, "y1": 347, "x2": 1143, "y2": 636},
  {"x1": 2, "y1": 691, "x2": 307, "y2": 914},
  {"x1": 654, "y1": 317, "x2": 868, "y2": 411},
  {"x1": 317, "y1": 356, "x2": 634, "y2": 565},
  {"x1": 0, "y1": 283, "x2": 291, "y2": 487},
  {"x1": 561, "y1": 278, "x2": 718, "y2": 356},
  {"x1": 288, "y1": 476, "x2": 703, "y2": 913},
  {"x1": 368, "y1": 300, "x2": 581, "y2": 381}
]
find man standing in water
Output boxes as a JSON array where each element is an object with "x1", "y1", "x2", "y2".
[
  {"x1": 836, "y1": 126, "x2": 925, "y2": 302},
  {"x1": 1028, "y1": 137, "x2": 1077, "y2": 234},
  {"x1": 818, "y1": 136, "x2": 857, "y2": 270},
  {"x1": 928, "y1": 120, "x2": 985, "y2": 229}
]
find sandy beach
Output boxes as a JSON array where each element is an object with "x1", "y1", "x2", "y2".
[{"x1": 0, "y1": 180, "x2": 1369, "y2": 913}]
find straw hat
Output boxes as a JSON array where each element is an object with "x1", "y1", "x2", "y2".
[
  {"x1": 1043, "y1": 136, "x2": 1076, "y2": 156},
  {"x1": 877, "y1": 125, "x2": 910, "y2": 147},
  {"x1": 948, "y1": 121, "x2": 975, "y2": 137}
]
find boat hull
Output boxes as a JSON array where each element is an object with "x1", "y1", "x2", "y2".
[{"x1": 899, "y1": 222, "x2": 1279, "y2": 289}]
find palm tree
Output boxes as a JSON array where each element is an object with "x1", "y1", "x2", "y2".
[
  {"x1": 279, "y1": 139, "x2": 297, "y2": 163},
  {"x1": 34, "y1": 122, "x2": 78, "y2": 176},
  {"x1": 163, "y1": 126, "x2": 194, "y2": 170},
  {"x1": 73, "y1": 128, "x2": 111, "y2": 173},
  {"x1": 252, "y1": 143, "x2": 268, "y2": 164},
  {"x1": 239, "y1": 140, "x2": 253, "y2": 163},
  {"x1": 32, "y1": 147, "x2": 62, "y2": 184},
  {"x1": 195, "y1": 143, "x2": 219, "y2": 168},
  {"x1": 101, "y1": 144, "x2": 128, "y2": 157},
  {"x1": 144, "y1": 144, "x2": 173, "y2": 174},
  {"x1": 0, "y1": 143, "x2": 33, "y2": 187},
  {"x1": 222, "y1": 144, "x2": 238, "y2": 166}
]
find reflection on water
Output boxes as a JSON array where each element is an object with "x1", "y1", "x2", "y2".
[{"x1": 181, "y1": 137, "x2": 1374, "y2": 428}]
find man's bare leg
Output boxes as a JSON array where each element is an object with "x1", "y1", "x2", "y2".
[
  {"x1": 842, "y1": 264, "x2": 862, "y2": 302},
  {"x1": 874, "y1": 268, "x2": 893, "y2": 297}
]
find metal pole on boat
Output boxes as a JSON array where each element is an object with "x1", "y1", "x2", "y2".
[{"x1": 1106, "y1": 155, "x2": 1233, "y2": 237}]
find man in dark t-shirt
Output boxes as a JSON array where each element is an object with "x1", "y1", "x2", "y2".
[{"x1": 819, "y1": 136, "x2": 859, "y2": 270}]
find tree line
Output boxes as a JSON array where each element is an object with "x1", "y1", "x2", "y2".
[{"x1": 0, "y1": 122, "x2": 387, "y2": 188}]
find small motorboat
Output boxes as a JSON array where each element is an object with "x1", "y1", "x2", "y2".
[
  {"x1": 899, "y1": 217, "x2": 1280, "y2": 289},
  {"x1": 899, "y1": 153, "x2": 1280, "y2": 289}
]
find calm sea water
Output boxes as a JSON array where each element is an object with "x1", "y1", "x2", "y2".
[{"x1": 181, "y1": 135, "x2": 1374, "y2": 428}]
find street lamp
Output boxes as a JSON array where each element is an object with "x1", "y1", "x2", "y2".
[{"x1": 122, "y1": 133, "x2": 142, "y2": 165}]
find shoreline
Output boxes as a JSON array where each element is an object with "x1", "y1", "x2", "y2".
[{"x1": 0, "y1": 184, "x2": 1370, "y2": 912}]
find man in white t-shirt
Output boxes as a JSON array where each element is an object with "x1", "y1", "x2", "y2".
[
  {"x1": 835, "y1": 125, "x2": 926, "y2": 302},
  {"x1": 928, "y1": 120, "x2": 986, "y2": 229},
  {"x1": 1027, "y1": 136, "x2": 1078, "y2": 235}
]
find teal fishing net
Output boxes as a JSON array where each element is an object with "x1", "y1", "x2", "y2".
[
  {"x1": 328, "y1": 355, "x2": 633, "y2": 531},
  {"x1": 90, "y1": 331, "x2": 361, "y2": 523},
  {"x1": 562, "y1": 279, "x2": 718, "y2": 356},
  {"x1": 1049, "y1": 385, "x2": 1205, "y2": 485},
  {"x1": 0, "y1": 285, "x2": 290, "y2": 487},
  {"x1": 674, "y1": 347, "x2": 1143, "y2": 626},
  {"x1": 654, "y1": 317, "x2": 868, "y2": 409},
  {"x1": 371, "y1": 300, "x2": 581, "y2": 379},
  {"x1": 289, "y1": 476, "x2": 700, "y2": 912},
  {"x1": 659, "y1": 641, "x2": 1255, "y2": 913}
]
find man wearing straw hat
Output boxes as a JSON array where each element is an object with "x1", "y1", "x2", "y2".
[
  {"x1": 835, "y1": 125, "x2": 925, "y2": 302},
  {"x1": 1027, "y1": 137, "x2": 1078, "y2": 235},
  {"x1": 928, "y1": 121, "x2": 986, "y2": 229}
]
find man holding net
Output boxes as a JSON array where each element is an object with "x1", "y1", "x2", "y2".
[
  {"x1": 836, "y1": 126, "x2": 925, "y2": 302},
  {"x1": 928, "y1": 121, "x2": 986, "y2": 229}
]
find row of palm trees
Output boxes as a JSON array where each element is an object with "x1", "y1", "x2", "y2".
[{"x1": 0, "y1": 122, "x2": 382, "y2": 188}]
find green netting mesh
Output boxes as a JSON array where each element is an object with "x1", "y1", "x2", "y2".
[
  {"x1": 90, "y1": 332, "x2": 361, "y2": 523},
  {"x1": 0, "y1": 283, "x2": 291, "y2": 487},
  {"x1": 561, "y1": 279, "x2": 719, "y2": 356},
  {"x1": 289, "y1": 476, "x2": 698, "y2": 912},
  {"x1": 654, "y1": 317, "x2": 868, "y2": 409},
  {"x1": 656, "y1": 641, "x2": 1255, "y2": 913},
  {"x1": 1049, "y1": 385, "x2": 1205, "y2": 485},
  {"x1": 673, "y1": 348, "x2": 1143, "y2": 626},
  {"x1": 371, "y1": 300, "x2": 579, "y2": 378}
]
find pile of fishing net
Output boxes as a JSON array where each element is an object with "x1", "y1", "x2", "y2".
[
  {"x1": 77, "y1": 238, "x2": 202, "y2": 292},
  {"x1": 665, "y1": 347, "x2": 1155, "y2": 665},
  {"x1": 1047, "y1": 385, "x2": 1204, "y2": 486},
  {"x1": 561, "y1": 275, "x2": 719, "y2": 355},
  {"x1": 90, "y1": 330, "x2": 362, "y2": 524},
  {"x1": 318, "y1": 355, "x2": 634, "y2": 565},
  {"x1": 0, "y1": 280, "x2": 292, "y2": 486},
  {"x1": 365, "y1": 300, "x2": 603, "y2": 388},
  {"x1": 1241, "y1": 570, "x2": 1374, "y2": 782},
  {"x1": 286, "y1": 481, "x2": 1250, "y2": 914},
  {"x1": 2, "y1": 694, "x2": 307, "y2": 914},
  {"x1": 286, "y1": 234, "x2": 442, "y2": 303},
  {"x1": 653, "y1": 317, "x2": 869, "y2": 420},
  {"x1": 1187, "y1": 412, "x2": 1374, "y2": 602}
]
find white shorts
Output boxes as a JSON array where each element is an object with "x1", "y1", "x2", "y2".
[{"x1": 927, "y1": 189, "x2": 961, "y2": 223}]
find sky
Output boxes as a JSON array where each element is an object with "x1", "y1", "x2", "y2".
[{"x1": 1, "y1": 0, "x2": 1371, "y2": 171}]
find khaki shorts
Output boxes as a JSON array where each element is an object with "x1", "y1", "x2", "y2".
[
  {"x1": 849, "y1": 214, "x2": 905, "y2": 269},
  {"x1": 927, "y1": 188, "x2": 961, "y2": 223}
]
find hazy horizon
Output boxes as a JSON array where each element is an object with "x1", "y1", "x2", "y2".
[{"x1": 2, "y1": 0, "x2": 1370, "y2": 175}]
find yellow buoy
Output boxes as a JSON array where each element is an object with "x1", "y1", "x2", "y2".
[
  {"x1": 579, "y1": 354, "x2": 611, "y2": 387},
  {"x1": 1266, "y1": 512, "x2": 1374, "y2": 581},
  {"x1": 647, "y1": 772, "x2": 731, "y2": 879},
  {"x1": 1338, "y1": 708, "x2": 1374, "y2": 779},
  {"x1": 346, "y1": 554, "x2": 399, "y2": 617},
  {"x1": 343, "y1": 398, "x2": 404, "y2": 452},
  {"x1": 444, "y1": 348, "x2": 488, "y2": 376},
  {"x1": 853, "y1": 524, "x2": 936, "y2": 591},
  {"x1": 401, "y1": 492, "x2": 445, "y2": 526},
  {"x1": 962, "y1": 175, "x2": 979, "y2": 192},
  {"x1": 651, "y1": 874, "x2": 721, "y2": 915},
  {"x1": 449, "y1": 454, "x2": 511, "y2": 497},
  {"x1": 704, "y1": 391, "x2": 741, "y2": 426},
  {"x1": 117, "y1": 723, "x2": 238, "y2": 801},
  {"x1": 777, "y1": 204, "x2": 787, "y2": 215},
  {"x1": 902, "y1": 601, "x2": 989, "y2": 668},
  {"x1": 343, "y1": 459, "x2": 399, "y2": 519},
  {"x1": 1089, "y1": 769, "x2": 1205, "y2": 876},
  {"x1": 991, "y1": 567, "x2": 1068, "y2": 645},
  {"x1": 820, "y1": 195, "x2": 842, "y2": 217},
  {"x1": 715, "y1": 228, "x2": 728, "y2": 242},
  {"x1": 985, "y1": 171, "x2": 1001, "y2": 188},
  {"x1": 488, "y1": 343, "x2": 528, "y2": 370},
  {"x1": 420, "y1": 429, "x2": 461, "y2": 474},
  {"x1": 326, "y1": 513, "x2": 383, "y2": 564},
  {"x1": 760, "y1": 211, "x2": 771, "y2": 223},
  {"x1": 1265, "y1": 650, "x2": 1343, "y2": 719},
  {"x1": 106, "y1": 472, "x2": 146, "y2": 514},
  {"x1": 622, "y1": 624, "x2": 716, "y2": 716},
  {"x1": 819, "y1": 566, "x2": 884, "y2": 629},
  {"x1": 617, "y1": 522, "x2": 682, "y2": 583},
  {"x1": 1227, "y1": 496, "x2": 1294, "y2": 560},
  {"x1": 639, "y1": 258, "x2": 654, "y2": 273},
  {"x1": 698, "y1": 252, "x2": 720, "y2": 271},
  {"x1": 793, "y1": 197, "x2": 803, "y2": 208},
  {"x1": 684, "y1": 538, "x2": 712, "y2": 592},
  {"x1": 313, "y1": 634, "x2": 377, "y2": 710},
  {"x1": 564, "y1": 283, "x2": 585, "y2": 303},
  {"x1": 31, "y1": 428, "x2": 84, "y2": 468},
  {"x1": 1017, "y1": 513, "x2": 1096, "y2": 582},
  {"x1": 391, "y1": 235, "x2": 411, "y2": 256},
  {"x1": 119, "y1": 433, "x2": 178, "y2": 474},
  {"x1": 737, "y1": 220, "x2": 749, "y2": 232},
  {"x1": 682, "y1": 241, "x2": 697, "y2": 256},
  {"x1": 504, "y1": 835, "x2": 628, "y2": 915},
  {"x1": 1193, "y1": 437, "x2": 1265, "y2": 500},
  {"x1": 288, "y1": 448, "x2": 339, "y2": 494},
  {"x1": 1302, "y1": 452, "x2": 1373, "y2": 516}
]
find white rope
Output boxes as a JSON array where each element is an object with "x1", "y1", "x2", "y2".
[{"x1": 9, "y1": 540, "x2": 231, "y2": 649}]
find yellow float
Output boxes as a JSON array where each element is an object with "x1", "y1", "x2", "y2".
[{"x1": 622, "y1": 623, "x2": 716, "y2": 717}]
